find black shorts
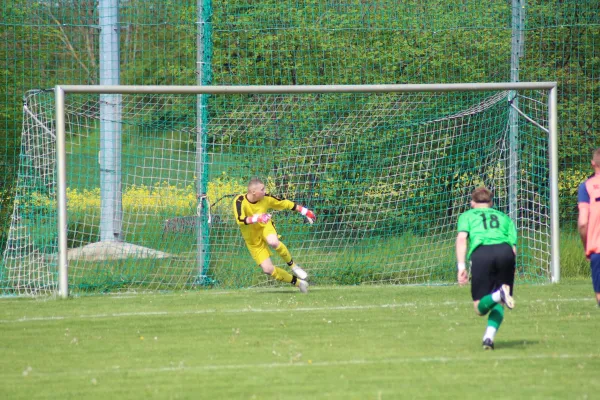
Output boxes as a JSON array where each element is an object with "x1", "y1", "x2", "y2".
[{"x1": 470, "y1": 243, "x2": 516, "y2": 301}]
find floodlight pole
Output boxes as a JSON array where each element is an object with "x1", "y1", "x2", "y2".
[
  {"x1": 99, "y1": 0, "x2": 122, "y2": 242},
  {"x1": 508, "y1": 0, "x2": 524, "y2": 222}
]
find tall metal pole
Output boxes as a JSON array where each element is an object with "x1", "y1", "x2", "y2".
[
  {"x1": 549, "y1": 86, "x2": 560, "y2": 282},
  {"x1": 196, "y1": 0, "x2": 212, "y2": 281},
  {"x1": 56, "y1": 87, "x2": 68, "y2": 298},
  {"x1": 508, "y1": 0, "x2": 523, "y2": 221},
  {"x1": 99, "y1": 0, "x2": 122, "y2": 242}
]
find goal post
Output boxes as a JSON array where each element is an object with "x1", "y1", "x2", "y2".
[{"x1": 4, "y1": 83, "x2": 558, "y2": 297}]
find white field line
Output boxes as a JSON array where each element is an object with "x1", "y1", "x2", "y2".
[
  {"x1": 0, "y1": 297, "x2": 593, "y2": 324},
  {"x1": 10, "y1": 353, "x2": 600, "y2": 378},
  {"x1": 0, "y1": 282, "x2": 571, "y2": 301},
  {"x1": 0, "y1": 282, "x2": 583, "y2": 301}
]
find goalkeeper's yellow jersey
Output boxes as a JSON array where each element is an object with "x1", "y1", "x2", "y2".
[{"x1": 232, "y1": 193, "x2": 296, "y2": 228}]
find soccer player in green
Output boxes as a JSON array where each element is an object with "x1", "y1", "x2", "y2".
[{"x1": 456, "y1": 187, "x2": 516, "y2": 350}]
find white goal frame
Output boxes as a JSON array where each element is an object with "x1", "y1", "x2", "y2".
[{"x1": 54, "y1": 82, "x2": 559, "y2": 297}]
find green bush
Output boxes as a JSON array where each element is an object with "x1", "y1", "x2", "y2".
[{"x1": 559, "y1": 168, "x2": 590, "y2": 222}]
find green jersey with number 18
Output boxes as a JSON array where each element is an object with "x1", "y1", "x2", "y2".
[{"x1": 457, "y1": 207, "x2": 517, "y2": 260}]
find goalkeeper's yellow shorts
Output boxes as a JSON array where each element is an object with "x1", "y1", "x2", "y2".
[{"x1": 241, "y1": 221, "x2": 278, "y2": 266}]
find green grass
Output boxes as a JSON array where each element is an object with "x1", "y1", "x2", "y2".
[
  {"x1": 1, "y1": 280, "x2": 598, "y2": 399},
  {"x1": 45, "y1": 227, "x2": 591, "y2": 293},
  {"x1": 64, "y1": 219, "x2": 570, "y2": 290},
  {"x1": 560, "y1": 227, "x2": 591, "y2": 277}
]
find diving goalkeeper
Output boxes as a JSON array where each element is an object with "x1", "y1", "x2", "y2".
[{"x1": 233, "y1": 177, "x2": 315, "y2": 293}]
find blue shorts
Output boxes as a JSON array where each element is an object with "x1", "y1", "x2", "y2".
[{"x1": 590, "y1": 253, "x2": 600, "y2": 293}]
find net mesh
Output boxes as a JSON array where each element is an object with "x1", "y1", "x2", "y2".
[
  {"x1": 2, "y1": 88, "x2": 551, "y2": 294},
  {"x1": 1, "y1": 1, "x2": 598, "y2": 293}
]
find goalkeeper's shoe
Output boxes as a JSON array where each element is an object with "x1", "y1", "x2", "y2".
[
  {"x1": 499, "y1": 284, "x2": 514, "y2": 309},
  {"x1": 297, "y1": 279, "x2": 309, "y2": 294},
  {"x1": 291, "y1": 265, "x2": 308, "y2": 280},
  {"x1": 482, "y1": 338, "x2": 495, "y2": 350}
]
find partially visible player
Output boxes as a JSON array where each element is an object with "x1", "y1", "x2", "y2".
[
  {"x1": 456, "y1": 187, "x2": 517, "y2": 350},
  {"x1": 577, "y1": 147, "x2": 600, "y2": 307},
  {"x1": 232, "y1": 177, "x2": 315, "y2": 293}
]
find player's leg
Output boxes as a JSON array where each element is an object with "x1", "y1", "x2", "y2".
[
  {"x1": 470, "y1": 246, "x2": 496, "y2": 316},
  {"x1": 471, "y1": 245, "x2": 505, "y2": 350},
  {"x1": 472, "y1": 245, "x2": 514, "y2": 314},
  {"x1": 260, "y1": 257, "x2": 291, "y2": 282},
  {"x1": 263, "y1": 257, "x2": 308, "y2": 293},
  {"x1": 250, "y1": 240, "x2": 308, "y2": 293},
  {"x1": 496, "y1": 244, "x2": 516, "y2": 309},
  {"x1": 264, "y1": 232, "x2": 289, "y2": 262},
  {"x1": 264, "y1": 224, "x2": 308, "y2": 280},
  {"x1": 265, "y1": 260, "x2": 308, "y2": 293},
  {"x1": 481, "y1": 244, "x2": 515, "y2": 349},
  {"x1": 482, "y1": 303, "x2": 504, "y2": 350},
  {"x1": 589, "y1": 253, "x2": 600, "y2": 306}
]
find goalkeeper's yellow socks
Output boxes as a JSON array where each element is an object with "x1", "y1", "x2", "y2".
[
  {"x1": 274, "y1": 243, "x2": 293, "y2": 265},
  {"x1": 270, "y1": 267, "x2": 294, "y2": 284}
]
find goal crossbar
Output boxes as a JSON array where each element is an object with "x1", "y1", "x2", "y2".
[{"x1": 57, "y1": 82, "x2": 557, "y2": 94}]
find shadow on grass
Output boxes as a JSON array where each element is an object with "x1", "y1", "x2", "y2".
[
  {"x1": 496, "y1": 339, "x2": 540, "y2": 350},
  {"x1": 252, "y1": 285, "x2": 361, "y2": 295}
]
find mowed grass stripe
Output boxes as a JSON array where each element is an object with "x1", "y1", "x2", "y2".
[
  {"x1": 0, "y1": 296, "x2": 593, "y2": 324},
  {"x1": 1, "y1": 281, "x2": 598, "y2": 399},
  {"x1": 7, "y1": 353, "x2": 600, "y2": 378}
]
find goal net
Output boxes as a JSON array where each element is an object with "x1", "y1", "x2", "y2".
[{"x1": 1, "y1": 84, "x2": 556, "y2": 295}]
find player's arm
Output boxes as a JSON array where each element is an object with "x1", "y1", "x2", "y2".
[
  {"x1": 233, "y1": 195, "x2": 271, "y2": 226},
  {"x1": 233, "y1": 195, "x2": 247, "y2": 226},
  {"x1": 294, "y1": 204, "x2": 316, "y2": 224},
  {"x1": 455, "y1": 213, "x2": 469, "y2": 285},
  {"x1": 264, "y1": 194, "x2": 295, "y2": 211},
  {"x1": 577, "y1": 182, "x2": 590, "y2": 251},
  {"x1": 578, "y1": 204, "x2": 589, "y2": 250},
  {"x1": 455, "y1": 231, "x2": 469, "y2": 285},
  {"x1": 265, "y1": 194, "x2": 316, "y2": 223},
  {"x1": 508, "y1": 217, "x2": 518, "y2": 255}
]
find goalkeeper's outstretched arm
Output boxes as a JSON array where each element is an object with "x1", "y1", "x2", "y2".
[
  {"x1": 294, "y1": 204, "x2": 316, "y2": 224},
  {"x1": 262, "y1": 193, "x2": 316, "y2": 224},
  {"x1": 237, "y1": 177, "x2": 317, "y2": 225}
]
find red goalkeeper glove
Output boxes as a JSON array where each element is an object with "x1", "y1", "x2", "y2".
[
  {"x1": 298, "y1": 206, "x2": 315, "y2": 224},
  {"x1": 249, "y1": 213, "x2": 271, "y2": 224}
]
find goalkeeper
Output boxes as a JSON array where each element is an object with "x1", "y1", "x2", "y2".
[
  {"x1": 233, "y1": 177, "x2": 315, "y2": 293},
  {"x1": 456, "y1": 187, "x2": 516, "y2": 350}
]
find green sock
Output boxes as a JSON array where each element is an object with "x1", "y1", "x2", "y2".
[
  {"x1": 477, "y1": 294, "x2": 497, "y2": 315},
  {"x1": 487, "y1": 303, "x2": 504, "y2": 330}
]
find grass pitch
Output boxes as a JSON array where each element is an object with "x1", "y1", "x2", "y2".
[{"x1": 1, "y1": 280, "x2": 598, "y2": 399}]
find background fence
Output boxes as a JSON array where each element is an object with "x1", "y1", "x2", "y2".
[{"x1": 1, "y1": 0, "x2": 598, "y2": 271}]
